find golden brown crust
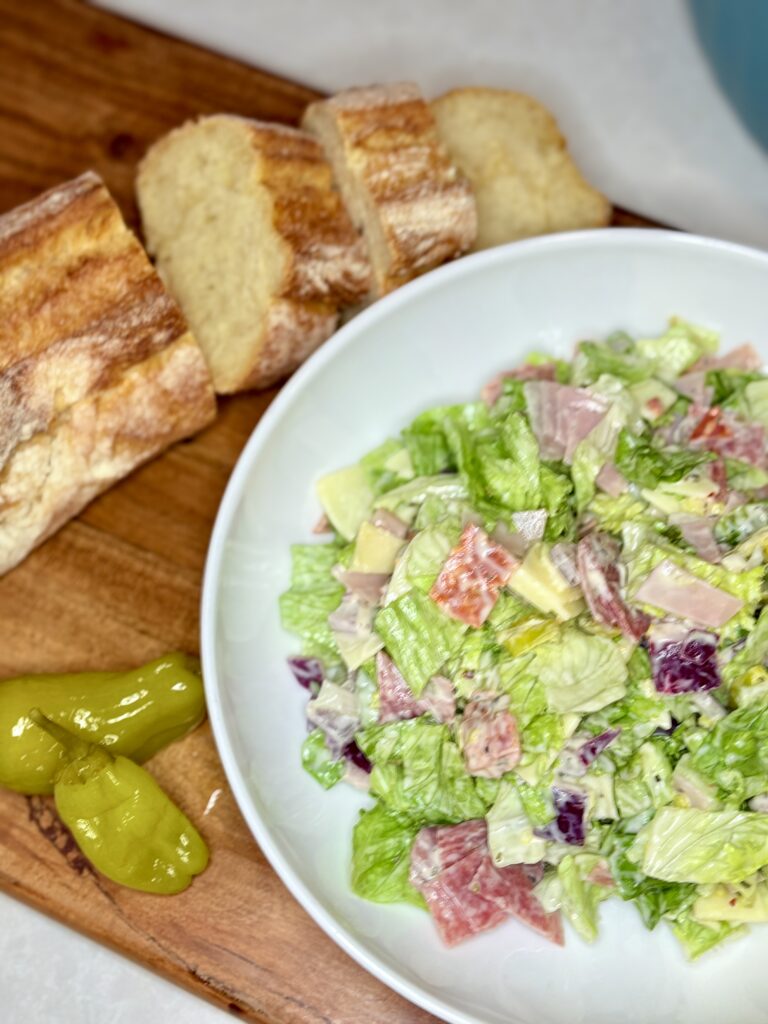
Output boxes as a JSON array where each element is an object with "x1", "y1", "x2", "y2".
[
  {"x1": 238, "y1": 119, "x2": 371, "y2": 305},
  {"x1": 0, "y1": 172, "x2": 216, "y2": 573},
  {"x1": 236, "y1": 299, "x2": 338, "y2": 392},
  {"x1": 303, "y1": 84, "x2": 477, "y2": 295},
  {"x1": 0, "y1": 334, "x2": 216, "y2": 575}
]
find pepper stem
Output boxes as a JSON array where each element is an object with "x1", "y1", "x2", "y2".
[{"x1": 28, "y1": 708, "x2": 93, "y2": 762}]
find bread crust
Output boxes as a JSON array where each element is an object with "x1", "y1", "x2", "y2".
[
  {"x1": 302, "y1": 83, "x2": 477, "y2": 295},
  {"x1": 0, "y1": 172, "x2": 216, "y2": 573}
]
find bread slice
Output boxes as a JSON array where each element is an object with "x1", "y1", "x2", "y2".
[
  {"x1": 430, "y1": 88, "x2": 611, "y2": 249},
  {"x1": 302, "y1": 83, "x2": 477, "y2": 297},
  {"x1": 136, "y1": 115, "x2": 372, "y2": 393},
  {"x1": 0, "y1": 171, "x2": 215, "y2": 575}
]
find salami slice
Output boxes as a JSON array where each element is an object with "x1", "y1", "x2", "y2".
[
  {"x1": 410, "y1": 819, "x2": 487, "y2": 887},
  {"x1": 470, "y1": 857, "x2": 565, "y2": 946},
  {"x1": 430, "y1": 523, "x2": 518, "y2": 628},
  {"x1": 419, "y1": 847, "x2": 507, "y2": 947}
]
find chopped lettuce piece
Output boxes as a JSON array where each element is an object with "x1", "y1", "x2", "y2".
[
  {"x1": 280, "y1": 543, "x2": 344, "y2": 662},
  {"x1": 534, "y1": 629, "x2": 628, "y2": 714},
  {"x1": 714, "y1": 503, "x2": 768, "y2": 548},
  {"x1": 374, "y1": 474, "x2": 468, "y2": 515},
  {"x1": 635, "y1": 318, "x2": 718, "y2": 380},
  {"x1": 615, "y1": 429, "x2": 713, "y2": 490},
  {"x1": 670, "y1": 913, "x2": 745, "y2": 960},
  {"x1": 385, "y1": 523, "x2": 459, "y2": 604},
  {"x1": 745, "y1": 379, "x2": 768, "y2": 428},
  {"x1": 486, "y1": 780, "x2": 547, "y2": 866},
  {"x1": 351, "y1": 805, "x2": 426, "y2": 907},
  {"x1": 534, "y1": 854, "x2": 609, "y2": 942},
  {"x1": 630, "y1": 807, "x2": 768, "y2": 884},
  {"x1": 357, "y1": 718, "x2": 490, "y2": 823},
  {"x1": 689, "y1": 701, "x2": 768, "y2": 804},
  {"x1": 301, "y1": 729, "x2": 346, "y2": 789},
  {"x1": 608, "y1": 833, "x2": 696, "y2": 929},
  {"x1": 375, "y1": 590, "x2": 467, "y2": 696}
]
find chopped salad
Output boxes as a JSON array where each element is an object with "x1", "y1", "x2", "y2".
[{"x1": 280, "y1": 318, "x2": 768, "y2": 958}]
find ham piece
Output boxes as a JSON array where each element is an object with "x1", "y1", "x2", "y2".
[
  {"x1": 634, "y1": 560, "x2": 743, "y2": 628},
  {"x1": 692, "y1": 344, "x2": 763, "y2": 373},
  {"x1": 524, "y1": 381, "x2": 608, "y2": 463},
  {"x1": 576, "y1": 532, "x2": 650, "y2": 640},
  {"x1": 481, "y1": 362, "x2": 556, "y2": 406}
]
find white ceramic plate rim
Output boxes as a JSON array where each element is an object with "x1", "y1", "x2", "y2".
[{"x1": 200, "y1": 228, "x2": 768, "y2": 1024}]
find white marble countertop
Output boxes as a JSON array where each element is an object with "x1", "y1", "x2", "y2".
[{"x1": 5, "y1": 2, "x2": 768, "y2": 1022}]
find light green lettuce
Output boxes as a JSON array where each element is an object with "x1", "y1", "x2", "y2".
[
  {"x1": 635, "y1": 318, "x2": 718, "y2": 381},
  {"x1": 534, "y1": 629, "x2": 628, "y2": 714},
  {"x1": 688, "y1": 701, "x2": 768, "y2": 804},
  {"x1": 534, "y1": 854, "x2": 611, "y2": 942},
  {"x1": 670, "y1": 913, "x2": 745, "y2": 960},
  {"x1": 486, "y1": 780, "x2": 547, "y2": 866},
  {"x1": 357, "y1": 718, "x2": 490, "y2": 823},
  {"x1": 279, "y1": 543, "x2": 345, "y2": 662},
  {"x1": 608, "y1": 833, "x2": 696, "y2": 929},
  {"x1": 375, "y1": 590, "x2": 467, "y2": 696},
  {"x1": 350, "y1": 804, "x2": 425, "y2": 907},
  {"x1": 384, "y1": 522, "x2": 460, "y2": 605},
  {"x1": 301, "y1": 729, "x2": 346, "y2": 789},
  {"x1": 630, "y1": 807, "x2": 768, "y2": 884}
]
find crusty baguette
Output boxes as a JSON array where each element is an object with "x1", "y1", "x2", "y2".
[
  {"x1": 430, "y1": 88, "x2": 611, "y2": 249},
  {"x1": 302, "y1": 83, "x2": 477, "y2": 297},
  {"x1": 0, "y1": 171, "x2": 216, "y2": 575},
  {"x1": 136, "y1": 115, "x2": 372, "y2": 393}
]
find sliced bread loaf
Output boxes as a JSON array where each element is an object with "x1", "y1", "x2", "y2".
[
  {"x1": 302, "y1": 83, "x2": 477, "y2": 297},
  {"x1": 136, "y1": 115, "x2": 372, "y2": 393},
  {"x1": 431, "y1": 88, "x2": 611, "y2": 249}
]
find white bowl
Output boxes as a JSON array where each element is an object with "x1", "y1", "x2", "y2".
[{"x1": 201, "y1": 229, "x2": 768, "y2": 1024}]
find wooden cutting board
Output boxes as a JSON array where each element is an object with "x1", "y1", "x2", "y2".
[{"x1": 0, "y1": 3, "x2": 659, "y2": 1021}]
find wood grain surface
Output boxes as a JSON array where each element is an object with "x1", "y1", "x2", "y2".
[{"x1": 0, "y1": 3, "x2": 659, "y2": 1022}]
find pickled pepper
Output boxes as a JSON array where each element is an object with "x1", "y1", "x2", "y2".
[
  {"x1": 0, "y1": 652, "x2": 205, "y2": 794},
  {"x1": 30, "y1": 711, "x2": 209, "y2": 894}
]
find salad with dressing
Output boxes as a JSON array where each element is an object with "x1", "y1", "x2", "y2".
[{"x1": 280, "y1": 318, "x2": 768, "y2": 957}]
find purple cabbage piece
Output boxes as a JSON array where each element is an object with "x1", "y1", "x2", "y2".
[
  {"x1": 342, "y1": 740, "x2": 372, "y2": 774},
  {"x1": 288, "y1": 656, "x2": 324, "y2": 690},
  {"x1": 648, "y1": 628, "x2": 721, "y2": 694},
  {"x1": 534, "y1": 787, "x2": 586, "y2": 846},
  {"x1": 578, "y1": 728, "x2": 621, "y2": 767}
]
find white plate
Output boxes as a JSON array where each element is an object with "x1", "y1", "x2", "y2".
[{"x1": 201, "y1": 230, "x2": 768, "y2": 1024}]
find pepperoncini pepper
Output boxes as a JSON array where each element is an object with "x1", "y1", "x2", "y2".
[
  {"x1": 30, "y1": 710, "x2": 209, "y2": 894},
  {"x1": 0, "y1": 652, "x2": 205, "y2": 795}
]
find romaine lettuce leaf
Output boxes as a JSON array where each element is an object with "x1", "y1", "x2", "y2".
[
  {"x1": 486, "y1": 780, "x2": 547, "y2": 866},
  {"x1": 385, "y1": 523, "x2": 460, "y2": 604},
  {"x1": 608, "y1": 833, "x2": 696, "y2": 929},
  {"x1": 279, "y1": 543, "x2": 344, "y2": 662},
  {"x1": 689, "y1": 701, "x2": 768, "y2": 804},
  {"x1": 635, "y1": 318, "x2": 718, "y2": 380},
  {"x1": 534, "y1": 629, "x2": 628, "y2": 714},
  {"x1": 670, "y1": 913, "x2": 745, "y2": 960},
  {"x1": 534, "y1": 854, "x2": 609, "y2": 942},
  {"x1": 360, "y1": 438, "x2": 414, "y2": 495},
  {"x1": 357, "y1": 718, "x2": 490, "y2": 823},
  {"x1": 615, "y1": 429, "x2": 713, "y2": 490},
  {"x1": 351, "y1": 804, "x2": 426, "y2": 907},
  {"x1": 301, "y1": 729, "x2": 346, "y2": 789},
  {"x1": 375, "y1": 590, "x2": 467, "y2": 696},
  {"x1": 630, "y1": 807, "x2": 768, "y2": 884}
]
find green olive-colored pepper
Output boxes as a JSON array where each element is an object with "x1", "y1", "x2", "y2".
[
  {"x1": 31, "y1": 711, "x2": 209, "y2": 894},
  {"x1": 0, "y1": 653, "x2": 205, "y2": 795}
]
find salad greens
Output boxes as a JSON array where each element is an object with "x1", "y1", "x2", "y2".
[{"x1": 281, "y1": 318, "x2": 768, "y2": 958}]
